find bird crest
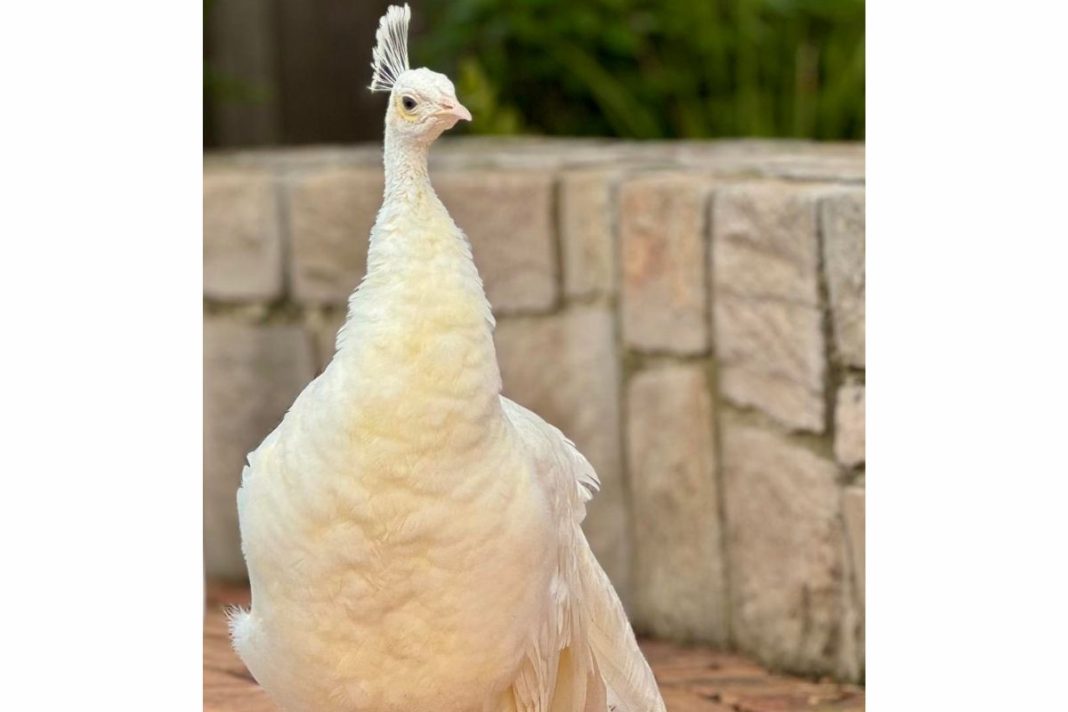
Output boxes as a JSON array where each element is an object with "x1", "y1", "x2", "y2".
[{"x1": 369, "y1": 4, "x2": 411, "y2": 92}]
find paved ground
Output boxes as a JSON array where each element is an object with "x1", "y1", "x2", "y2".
[{"x1": 205, "y1": 583, "x2": 864, "y2": 712}]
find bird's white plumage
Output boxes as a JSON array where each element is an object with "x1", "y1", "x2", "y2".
[
  {"x1": 231, "y1": 6, "x2": 665, "y2": 711},
  {"x1": 369, "y1": 3, "x2": 411, "y2": 92}
]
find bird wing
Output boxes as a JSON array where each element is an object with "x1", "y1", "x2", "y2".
[
  {"x1": 501, "y1": 396, "x2": 599, "y2": 519},
  {"x1": 500, "y1": 398, "x2": 664, "y2": 712}
]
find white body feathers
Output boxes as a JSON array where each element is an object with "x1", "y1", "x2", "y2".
[{"x1": 230, "y1": 6, "x2": 665, "y2": 711}]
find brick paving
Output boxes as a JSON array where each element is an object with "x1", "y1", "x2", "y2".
[{"x1": 204, "y1": 583, "x2": 864, "y2": 712}]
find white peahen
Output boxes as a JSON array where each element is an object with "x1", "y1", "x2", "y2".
[{"x1": 229, "y1": 5, "x2": 666, "y2": 711}]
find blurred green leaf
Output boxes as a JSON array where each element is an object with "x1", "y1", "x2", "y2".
[
  {"x1": 420, "y1": 0, "x2": 864, "y2": 139},
  {"x1": 455, "y1": 57, "x2": 525, "y2": 135}
]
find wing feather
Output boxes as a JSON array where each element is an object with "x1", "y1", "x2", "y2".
[{"x1": 500, "y1": 398, "x2": 664, "y2": 712}]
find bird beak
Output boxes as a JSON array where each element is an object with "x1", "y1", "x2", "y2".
[{"x1": 439, "y1": 101, "x2": 472, "y2": 123}]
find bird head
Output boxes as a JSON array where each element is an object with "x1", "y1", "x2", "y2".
[{"x1": 369, "y1": 4, "x2": 471, "y2": 145}]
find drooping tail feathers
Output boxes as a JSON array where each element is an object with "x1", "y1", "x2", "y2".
[{"x1": 579, "y1": 533, "x2": 666, "y2": 712}]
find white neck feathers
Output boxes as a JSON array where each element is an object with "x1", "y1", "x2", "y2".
[
  {"x1": 329, "y1": 116, "x2": 501, "y2": 427},
  {"x1": 382, "y1": 119, "x2": 434, "y2": 204}
]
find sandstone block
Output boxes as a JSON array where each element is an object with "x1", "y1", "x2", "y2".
[
  {"x1": 493, "y1": 306, "x2": 628, "y2": 602},
  {"x1": 842, "y1": 486, "x2": 865, "y2": 610},
  {"x1": 626, "y1": 365, "x2": 728, "y2": 644},
  {"x1": 288, "y1": 166, "x2": 383, "y2": 303},
  {"x1": 435, "y1": 170, "x2": 558, "y2": 313},
  {"x1": 722, "y1": 422, "x2": 845, "y2": 677},
  {"x1": 203, "y1": 318, "x2": 316, "y2": 579},
  {"x1": 620, "y1": 173, "x2": 710, "y2": 354},
  {"x1": 841, "y1": 485, "x2": 865, "y2": 679},
  {"x1": 821, "y1": 189, "x2": 865, "y2": 367},
  {"x1": 204, "y1": 168, "x2": 284, "y2": 301},
  {"x1": 834, "y1": 381, "x2": 865, "y2": 467},
  {"x1": 560, "y1": 170, "x2": 618, "y2": 298},
  {"x1": 304, "y1": 306, "x2": 349, "y2": 373},
  {"x1": 716, "y1": 299, "x2": 824, "y2": 432},
  {"x1": 712, "y1": 183, "x2": 826, "y2": 432}
]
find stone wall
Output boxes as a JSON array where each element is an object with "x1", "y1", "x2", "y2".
[{"x1": 203, "y1": 138, "x2": 865, "y2": 681}]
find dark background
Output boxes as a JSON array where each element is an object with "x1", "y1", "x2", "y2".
[{"x1": 204, "y1": 0, "x2": 865, "y2": 148}]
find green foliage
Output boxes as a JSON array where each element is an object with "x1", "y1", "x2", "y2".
[
  {"x1": 418, "y1": 0, "x2": 864, "y2": 140},
  {"x1": 455, "y1": 58, "x2": 525, "y2": 135}
]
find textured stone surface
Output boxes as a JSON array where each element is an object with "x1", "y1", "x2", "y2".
[
  {"x1": 493, "y1": 306, "x2": 628, "y2": 602},
  {"x1": 822, "y1": 189, "x2": 865, "y2": 367},
  {"x1": 841, "y1": 486, "x2": 865, "y2": 679},
  {"x1": 204, "y1": 168, "x2": 284, "y2": 301},
  {"x1": 620, "y1": 172, "x2": 710, "y2": 354},
  {"x1": 627, "y1": 365, "x2": 728, "y2": 644},
  {"x1": 835, "y1": 381, "x2": 865, "y2": 467},
  {"x1": 205, "y1": 138, "x2": 864, "y2": 178},
  {"x1": 843, "y1": 487, "x2": 865, "y2": 611},
  {"x1": 287, "y1": 166, "x2": 383, "y2": 303},
  {"x1": 435, "y1": 169, "x2": 557, "y2": 313},
  {"x1": 560, "y1": 169, "x2": 618, "y2": 298},
  {"x1": 712, "y1": 183, "x2": 826, "y2": 432},
  {"x1": 722, "y1": 422, "x2": 847, "y2": 678},
  {"x1": 304, "y1": 306, "x2": 348, "y2": 373},
  {"x1": 203, "y1": 318, "x2": 316, "y2": 579}
]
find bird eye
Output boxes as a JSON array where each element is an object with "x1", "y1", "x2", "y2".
[{"x1": 401, "y1": 96, "x2": 417, "y2": 111}]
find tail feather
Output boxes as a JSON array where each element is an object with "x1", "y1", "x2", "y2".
[
  {"x1": 225, "y1": 605, "x2": 253, "y2": 651},
  {"x1": 578, "y1": 536, "x2": 666, "y2": 712}
]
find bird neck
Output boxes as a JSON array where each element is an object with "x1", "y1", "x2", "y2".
[
  {"x1": 330, "y1": 128, "x2": 503, "y2": 433},
  {"x1": 382, "y1": 126, "x2": 434, "y2": 203}
]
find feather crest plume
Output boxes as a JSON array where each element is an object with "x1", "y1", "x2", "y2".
[{"x1": 369, "y1": 4, "x2": 411, "y2": 92}]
